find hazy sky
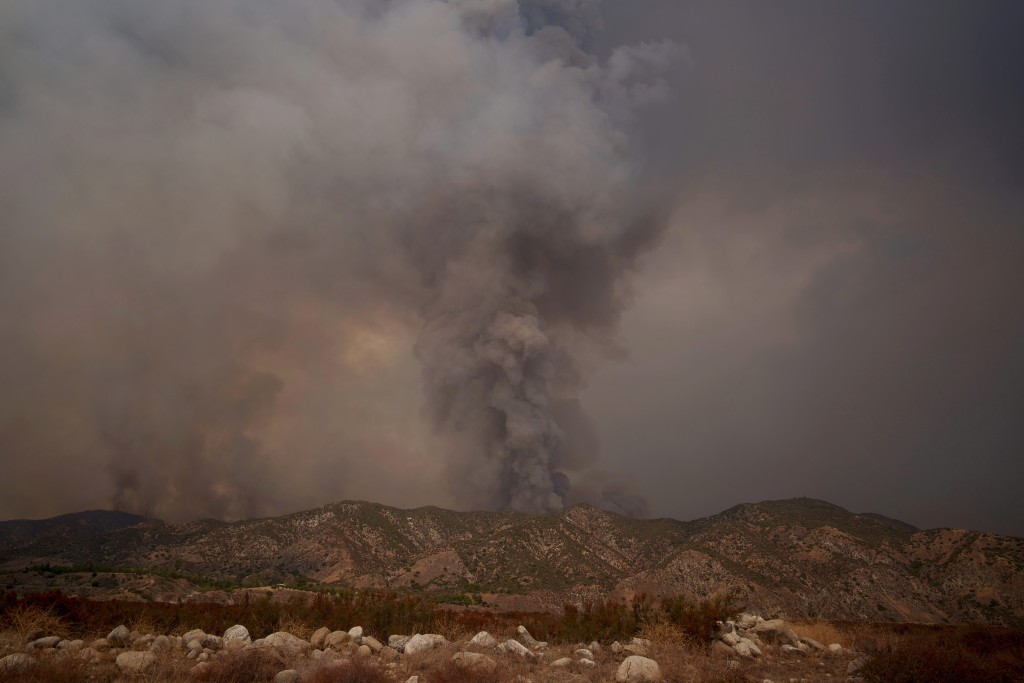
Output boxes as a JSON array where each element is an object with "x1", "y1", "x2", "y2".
[{"x1": 1, "y1": 1, "x2": 1021, "y2": 535}]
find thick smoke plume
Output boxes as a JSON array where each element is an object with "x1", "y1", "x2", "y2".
[{"x1": 0, "y1": 0, "x2": 675, "y2": 519}]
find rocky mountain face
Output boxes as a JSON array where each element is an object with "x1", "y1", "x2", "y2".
[{"x1": 1, "y1": 498, "x2": 1021, "y2": 625}]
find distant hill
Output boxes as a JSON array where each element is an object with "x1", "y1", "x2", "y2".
[
  {"x1": 0, "y1": 509, "x2": 148, "y2": 553},
  {"x1": 1, "y1": 498, "x2": 1021, "y2": 626}
]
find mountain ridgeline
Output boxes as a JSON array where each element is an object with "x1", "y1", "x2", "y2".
[{"x1": 1, "y1": 498, "x2": 1021, "y2": 625}]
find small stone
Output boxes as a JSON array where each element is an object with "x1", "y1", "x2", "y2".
[
  {"x1": 828, "y1": 643, "x2": 842, "y2": 654},
  {"x1": 389, "y1": 635, "x2": 409, "y2": 652},
  {"x1": 91, "y1": 638, "x2": 111, "y2": 652},
  {"x1": 107, "y1": 625, "x2": 131, "y2": 648},
  {"x1": 363, "y1": 635, "x2": 383, "y2": 653},
  {"x1": 579, "y1": 658, "x2": 596, "y2": 668},
  {"x1": 224, "y1": 625, "x2": 251, "y2": 646},
  {"x1": 403, "y1": 633, "x2": 447, "y2": 655},
  {"x1": 29, "y1": 636, "x2": 61, "y2": 650},
  {"x1": 610, "y1": 641, "x2": 623, "y2": 654},
  {"x1": 326, "y1": 631, "x2": 351, "y2": 649},
  {"x1": 781, "y1": 644, "x2": 806, "y2": 656},
  {"x1": 311, "y1": 627, "x2": 330, "y2": 648},
  {"x1": 469, "y1": 631, "x2": 498, "y2": 649},
  {"x1": 453, "y1": 652, "x2": 498, "y2": 673},
  {"x1": 264, "y1": 631, "x2": 312, "y2": 659},
  {"x1": 150, "y1": 635, "x2": 171, "y2": 653},
  {"x1": 722, "y1": 632, "x2": 741, "y2": 646},
  {"x1": 349, "y1": 626, "x2": 364, "y2": 641},
  {"x1": 733, "y1": 641, "x2": 754, "y2": 658},
  {"x1": 1, "y1": 654, "x2": 34, "y2": 674},
  {"x1": 848, "y1": 657, "x2": 868, "y2": 675},
  {"x1": 405, "y1": 677, "x2": 418, "y2": 683},
  {"x1": 575, "y1": 648, "x2": 594, "y2": 660},
  {"x1": 799, "y1": 637, "x2": 826, "y2": 651},
  {"x1": 182, "y1": 629, "x2": 205, "y2": 643},
  {"x1": 551, "y1": 657, "x2": 573, "y2": 668},
  {"x1": 357, "y1": 644, "x2": 372, "y2": 657},
  {"x1": 273, "y1": 670, "x2": 300, "y2": 683},
  {"x1": 726, "y1": 659, "x2": 740, "y2": 670},
  {"x1": 739, "y1": 637, "x2": 762, "y2": 657},
  {"x1": 615, "y1": 655, "x2": 661, "y2": 683},
  {"x1": 116, "y1": 651, "x2": 157, "y2": 674},
  {"x1": 503, "y1": 639, "x2": 534, "y2": 658}
]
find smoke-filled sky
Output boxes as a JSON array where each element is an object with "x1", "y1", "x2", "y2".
[{"x1": 1, "y1": 1, "x2": 1022, "y2": 535}]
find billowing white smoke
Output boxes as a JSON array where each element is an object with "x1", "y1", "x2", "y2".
[{"x1": 0, "y1": 0, "x2": 676, "y2": 518}]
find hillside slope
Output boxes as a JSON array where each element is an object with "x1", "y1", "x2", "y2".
[{"x1": 1, "y1": 498, "x2": 1021, "y2": 625}]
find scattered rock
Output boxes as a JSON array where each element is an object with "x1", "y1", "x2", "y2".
[
  {"x1": 116, "y1": 651, "x2": 157, "y2": 674},
  {"x1": 453, "y1": 651, "x2": 498, "y2": 673},
  {"x1": 610, "y1": 641, "x2": 623, "y2": 654},
  {"x1": 470, "y1": 631, "x2": 498, "y2": 649},
  {"x1": 357, "y1": 644, "x2": 372, "y2": 657},
  {"x1": 726, "y1": 659, "x2": 740, "y2": 670},
  {"x1": 799, "y1": 636, "x2": 825, "y2": 651},
  {"x1": 150, "y1": 635, "x2": 171, "y2": 653},
  {"x1": 615, "y1": 655, "x2": 661, "y2": 683},
  {"x1": 78, "y1": 647, "x2": 102, "y2": 664},
  {"x1": 828, "y1": 643, "x2": 842, "y2": 654},
  {"x1": 224, "y1": 625, "x2": 251, "y2": 646},
  {"x1": 781, "y1": 644, "x2": 806, "y2": 656},
  {"x1": 265, "y1": 631, "x2": 312, "y2": 659},
  {"x1": 589, "y1": 641, "x2": 600, "y2": 654},
  {"x1": 403, "y1": 633, "x2": 447, "y2": 655},
  {"x1": 325, "y1": 631, "x2": 351, "y2": 649},
  {"x1": 349, "y1": 626, "x2": 364, "y2": 641},
  {"x1": 734, "y1": 640, "x2": 758, "y2": 658},
  {"x1": 91, "y1": 638, "x2": 111, "y2": 652},
  {"x1": 751, "y1": 619, "x2": 800, "y2": 646},
  {"x1": 389, "y1": 635, "x2": 409, "y2": 652},
  {"x1": 273, "y1": 670, "x2": 300, "y2": 683},
  {"x1": 380, "y1": 646, "x2": 399, "y2": 661},
  {"x1": 311, "y1": 627, "x2": 330, "y2": 649},
  {"x1": 722, "y1": 632, "x2": 741, "y2": 646},
  {"x1": 182, "y1": 629, "x2": 205, "y2": 643},
  {"x1": 503, "y1": 639, "x2": 535, "y2": 658},
  {"x1": 550, "y1": 657, "x2": 573, "y2": 668},
  {"x1": 575, "y1": 648, "x2": 594, "y2": 660},
  {"x1": 848, "y1": 657, "x2": 868, "y2": 675},
  {"x1": 108, "y1": 625, "x2": 131, "y2": 648},
  {"x1": 737, "y1": 613, "x2": 763, "y2": 629},
  {"x1": 28, "y1": 636, "x2": 61, "y2": 650},
  {"x1": 405, "y1": 677, "x2": 419, "y2": 683},
  {"x1": 1, "y1": 654, "x2": 34, "y2": 674},
  {"x1": 579, "y1": 658, "x2": 596, "y2": 668},
  {"x1": 516, "y1": 625, "x2": 546, "y2": 648},
  {"x1": 363, "y1": 635, "x2": 383, "y2": 653},
  {"x1": 739, "y1": 637, "x2": 762, "y2": 657}
]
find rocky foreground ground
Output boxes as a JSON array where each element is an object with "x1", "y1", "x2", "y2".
[{"x1": 0, "y1": 612, "x2": 869, "y2": 683}]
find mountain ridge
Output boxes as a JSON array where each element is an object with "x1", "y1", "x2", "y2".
[{"x1": 1, "y1": 498, "x2": 1021, "y2": 626}]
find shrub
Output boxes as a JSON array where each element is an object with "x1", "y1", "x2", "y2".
[{"x1": 660, "y1": 593, "x2": 735, "y2": 642}]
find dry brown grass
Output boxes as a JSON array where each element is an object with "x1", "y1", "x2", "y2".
[
  {"x1": 303, "y1": 658, "x2": 390, "y2": 683},
  {"x1": 0, "y1": 655, "x2": 91, "y2": 683},
  {"x1": 790, "y1": 618, "x2": 849, "y2": 647},
  {"x1": 1, "y1": 604, "x2": 68, "y2": 648},
  {"x1": 639, "y1": 616, "x2": 697, "y2": 651},
  {"x1": 190, "y1": 648, "x2": 286, "y2": 683},
  {"x1": 432, "y1": 612, "x2": 473, "y2": 643},
  {"x1": 276, "y1": 615, "x2": 313, "y2": 640}
]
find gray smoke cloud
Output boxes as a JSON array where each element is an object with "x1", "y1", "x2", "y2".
[{"x1": 0, "y1": 0, "x2": 674, "y2": 520}]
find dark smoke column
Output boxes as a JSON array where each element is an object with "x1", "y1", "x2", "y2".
[{"x1": 405, "y1": 2, "x2": 676, "y2": 515}]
